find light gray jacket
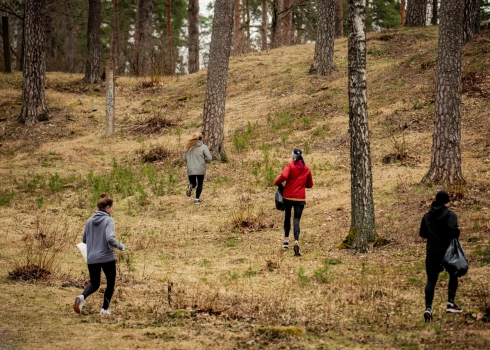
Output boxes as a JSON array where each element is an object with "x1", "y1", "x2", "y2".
[
  {"x1": 183, "y1": 140, "x2": 212, "y2": 175},
  {"x1": 82, "y1": 210, "x2": 125, "y2": 264}
]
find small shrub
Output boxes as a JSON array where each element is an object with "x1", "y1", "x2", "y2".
[
  {"x1": 297, "y1": 267, "x2": 309, "y2": 287},
  {"x1": 313, "y1": 260, "x2": 333, "y2": 284},
  {"x1": 138, "y1": 144, "x2": 175, "y2": 163},
  {"x1": 0, "y1": 190, "x2": 14, "y2": 206},
  {"x1": 131, "y1": 109, "x2": 178, "y2": 134},
  {"x1": 228, "y1": 203, "x2": 274, "y2": 232}
]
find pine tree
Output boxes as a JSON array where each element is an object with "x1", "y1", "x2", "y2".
[
  {"x1": 405, "y1": 0, "x2": 427, "y2": 27},
  {"x1": 188, "y1": 0, "x2": 200, "y2": 73},
  {"x1": 310, "y1": 0, "x2": 336, "y2": 76},
  {"x1": 84, "y1": 0, "x2": 101, "y2": 83}
]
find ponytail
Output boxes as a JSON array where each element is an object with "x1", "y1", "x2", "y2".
[{"x1": 97, "y1": 193, "x2": 113, "y2": 210}]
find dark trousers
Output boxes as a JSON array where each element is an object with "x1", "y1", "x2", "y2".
[
  {"x1": 284, "y1": 199, "x2": 305, "y2": 241},
  {"x1": 425, "y1": 259, "x2": 458, "y2": 308},
  {"x1": 189, "y1": 175, "x2": 205, "y2": 199},
  {"x1": 83, "y1": 260, "x2": 116, "y2": 310}
]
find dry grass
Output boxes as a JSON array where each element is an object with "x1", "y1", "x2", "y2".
[{"x1": 1, "y1": 26, "x2": 490, "y2": 349}]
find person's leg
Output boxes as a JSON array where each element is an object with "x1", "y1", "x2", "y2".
[
  {"x1": 448, "y1": 275, "x2": 459, "y2": 304},
  {"x1": 101, "y1": 260, "x2": 117, "y2": 310},
  {"x1": 424, "y1": 260, "x2": 440, "y2": 309},
  {"x1": 283, "y1": 200, "x2": 292, "y2": 245},
  {"x1": 83, "y1": 263, "x2": 102, "y2": 299},
  {"x1": 292, "y1": 204, "x2": 305, "y2": 242},
  {"x1": 195, "y1": 175, "x2": 205, "y2": 199},
  {"x1": 188, "y1": 175, "x2": 197, "y2": 188}
]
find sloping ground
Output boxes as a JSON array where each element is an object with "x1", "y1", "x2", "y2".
[{"x1": 0, "y1": 26, "x2": 490, "y2": 349}]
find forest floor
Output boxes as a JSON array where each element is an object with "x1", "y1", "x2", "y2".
[{"x1": 1, "y1": 26, "x2": 490, "y2": 349}]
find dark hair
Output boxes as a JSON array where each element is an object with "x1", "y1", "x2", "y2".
[
  {"x1": 293, "y1": 148, "x2": 305, "y2": 165},
  {"x1": 435, "y1": 190, "x2": 450, "y2": 204},
  {"x1": 97, "y1": 193, "x2": 114, "y2": 210}
]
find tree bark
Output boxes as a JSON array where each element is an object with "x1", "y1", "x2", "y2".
[
  {"x1": 310, "y1": 0, "x2": 336, "y2": 76},
  {"x1": 64, "y1": 1, "x2": 75, "y2": 72},
  {"x1": 188, "y1": 0, "x2": 200, "y2": 73},
  {"x1": 345, "y1": 0, "x2": 375, "y2": 252},
  {"x1": 463, "y1": 0, "x2": 480, "y2": 44},
  {"x1": 44, "y1": 0, "x2": 56, "y2": 71},
  {"x1": 431, "y1": 0, "x2": 438, "y2": 25},
  {"x1": 405, "y1": 0, "x2": 427, "y2": 27},
  {"x1": 105, "y1": 59, "x2": 115, "y2": 137},
  {"x1": 19, "y1": 0, "x2": 49, "y2": 124},
  {"x1": 400, "y1": 0, "x2": 406, "y2": 26},
  {"x1": 261, "y1": 0, "x2": 268, "y2": 50},
  {"x1": 133, "y1": 0, "x2": 154, "y2": 76},
  {"x1": 166, "y1": 0, "x2": 173, "y2": 75},
  {"x1": 202, "y1": 0, "x2": 234, "y2": 161},
  {"x1": 233, "y1": 0, "x2": 243, "y2": 55},
  {"x1": 271, "y1": 0, "x2": 283, "y2": 49},
  {"x1": 282, "y1": 0, "x2": 292, "y2": 46},
  {"x1": 335, "y1": 0, "x2": 344, "y2": 38},
  {"x1": 111, "y1": 0, "x2": 120, "y2": 71},
  {"x1": 84, "y1": 0, "x2": 101, "y2": 83},
  {"x1": 2, "y1": 16, "x2": 11, "y2": 73},
  {"x1": 422, "y1": 0, "x2": 465, "y2": 185}
]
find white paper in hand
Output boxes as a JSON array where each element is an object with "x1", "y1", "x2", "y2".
[{"x1": 76, "y1": 242, "x2": 87, "y2": 263}]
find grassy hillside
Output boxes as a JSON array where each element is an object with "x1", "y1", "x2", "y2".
[{"x1": 1, "y1": 26, "x2": 490, "y2": 349}]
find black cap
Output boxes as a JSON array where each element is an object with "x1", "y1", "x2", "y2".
[{"x1": 435, "y1": 190, "x2": 450, "y2": 204}]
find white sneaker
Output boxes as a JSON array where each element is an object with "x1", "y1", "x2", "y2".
[
  {"x1": 194, "y1": 199, "x2": 201, "y2": 204},
  {"x1": 73, "y1": 295, "x2": 85, "y2": 314},
  {"x1": 100, "y1": 308, "x2": 111, "y2": 315}
]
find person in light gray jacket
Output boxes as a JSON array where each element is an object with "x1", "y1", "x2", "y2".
[
  {"x1": 183, "y1": 132, "x2": 212, "y2": 204},
  {"x1": 73, "y1": 193, "x2": 126, "y2": 315}
]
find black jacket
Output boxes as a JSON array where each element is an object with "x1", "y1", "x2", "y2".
[{"x1": 419, "y1": 202, "x2": 460, "y2": 262}]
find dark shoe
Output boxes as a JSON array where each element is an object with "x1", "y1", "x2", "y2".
[
  {"x1": 446, "y1": 303, "x2": 463, "y2": 313},
  {"x1": 293, "y1": 243, "x2": 301, "y2": 256},
  {"x1": 282, "y1": 241, "x2": 289, "y2": 249},
  {"x1": 424, "y1": 308, "x2": 432, "y2": 323},
  {"x1": 186, "y1": 184, "x2": 192, "y2": 197}
]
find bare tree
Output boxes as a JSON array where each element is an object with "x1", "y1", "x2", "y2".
[
  {"x1": 2, "y1": 16, "x2": 12, "y2": 73},
  {"x1": 188, "y1": 0, "x2": 200, "y2": 73},
  {"x1": 282, "y1": 0, "x2": 293, "y2": 45},
  {"x1": 111, "y1": 0, "x2": 120, "y2": 71},
  {"x1": 271, "y1": 0, "x2": 283, "y2": 49},
  {"x1": 64, "y1": 1, "x2": 75, "y2": 72},
  {"x1": 463, "y1": 0, "x2": 480, "y2": 44},
  {"x1": 261, "y1": 0, "x2": 268, "y2": 50},
  {"x1": 133, "y1": 0, "x2": 154, "y2": 76},
  {"x1": 335, "y1": 0, "x2": 344, "y2": 38},
  {"x1": 19, "y1": 0, "x2": 49, "y2": 124},
  {"x1": 405, "y1": 0, "x2": 427, "y2": 27},
  {"x1": 310, "y1": 0, "x2": 336, "y2": 75},
  {"x1": 201, "y1": 0, "x2": 235, "y2": 161},
  {"x1": 233, "y1": 0, "x2": 243, "y2": 54},
  {"x1": 422, "y1": 0, "x2": 465, "y2": 185},
  {"x1": 84, "y1": 0, "x2": 101, "y2": 83},
  {"x1": 345, "y1": 0, "x2": 375, "y2": 252}
]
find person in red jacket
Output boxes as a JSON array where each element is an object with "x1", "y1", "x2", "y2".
[{"x1": 274, "y1": 148, "x2": 314, "y2": 256}]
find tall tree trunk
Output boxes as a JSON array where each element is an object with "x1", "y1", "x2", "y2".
[
  {"x1": 202, "y1": 0, "x2": 234, "y2": 162},
  {"x1": 463, "y1": 0, "x2": 480, "y2": 44},
  {"x1": 64, "y1": 1, "x2": 75, "y2": 72},
  {"x1": 233, "y1": 0, "x2": 243, "y2": 54},
  {"x1": 84, "y1": 0, "x2": 101, "y2": 83},
  {"x1": 335, "y1": 0, "x2": 344, "y2": 38},
  {"x1": 2, "y1": 16, "x2": 11, "y2": 73},
  {"x1": 133, "y1": 0, "x2": 154, "y2": 76},
  {"x1": 282, "y1": 0, "x2": 292, "y2": 46},
  {"x1": 188, "y1": 0, "x2": 200, "y2": 73},
  {"x1": 310, "y1": 0, "x2": 336, "y2": 75},
  {"x1": 19, "y1": 0, "x2": 49, "y2": 124},
  {"x1": 245, "y1": 0, "x2": 251, "y2": 51},
  {"x1": 431, "y1": 0, "x2": 438, "y2": 25},
  {"x1": 166, "y1": 0, "x2": 173, "y2": 74},
  {"x1": 400, "y1": 0, "x2": 406, "y2": 26},
  {"x1": 44, "y1": 0, "x2": 56, "y2": 70},
  {"x1": 111, "y1": 0, "x2": 120, "y2": 71},
  {"x1": 271, "y1": 0, "x2": 283, "y2": 49},
  {"x1": 422, "y1": 0, "x2": 465, "y2": 185},
  {"x1": 261, "y1": 0, "x2": 268, "y2": 50},
  {"x1": 405, "y1": 0, "x2": 427, "y2": 27},
  {"x1": 345, "y1": 0, "x2": 375, "y2": 252}
]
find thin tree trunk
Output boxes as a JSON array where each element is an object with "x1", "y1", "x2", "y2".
[
  {"x1": 282, "y1": 0, "x2": 292, "y2": 46},
  {"x1": 44, "y1": 0, "x2": 56, "y2": 70},
  {"x1": 188, "y1": 0, "x2": 200, "y2": 73},
  {"x1": 2, "y1": 16, "x2": 11, "y2": 73},
  {"x1": 105, "y1": 59, "x2": 115, "y2": 137},
  {"x1": 431, "y1": 0, "x2": 437, "y2": 25},
  {"x1": 310, "y1": 0, "x2": 336, "y2": 75},
  {"x1": 335, "y1": 0, "x2": 344, "y2": 38},
  {"x1": 261, "y1": 0, "x2": 268, "y2": 50},
  {"x1": 233, "y1": 0, "x2": 243, "y2": 54},
  {"x1": 271, "y1": 0, "x2": 283, "y2": 49},
  {"x1": 245, "y1": 0, "x2": 250, "y2": 51},
  {"x1": 111, "y1": 0, "x2": 119, "y2": 71},
  {"x1": 202, "y1": 0, "x2": 235, "y2": 161},
  {"x1": 166, "y1": 0, "x2": 173, "y2": 74},
  {"x1": 463, "y1": 0, "x2": 480, "y2": 44},
  {"x1": 133, "y1": 0, "x2": 154, "y2": 76},
  {"x1": 64, "y1": 1, "x2": 75, "y2": 72},
  {"x1": 345, "y1": 0, "x2": 375, "y2": 252},
  {"x1": 422, "y1": 0, "x2": 465, "y2": 185},
  {"x1": 400, "y1": 0, "x2": 406, "y2": 26},
  {"x1": 405, "y1": 0, "x2": 427, "y2": 27},
  {"x1": 19, "y1": 0, "x2": 49, "y2": 124},
  {"x1": 84, "y1": 0, "x2": 101, "y2": 83}
]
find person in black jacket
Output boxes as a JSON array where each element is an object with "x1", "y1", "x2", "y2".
[{"x1": 420, "y1": 190, "x2": 462, "y2": 322}]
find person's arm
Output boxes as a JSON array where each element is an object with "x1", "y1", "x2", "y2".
[
  {"x1": 447, "y1": 212, "x2": 460, "y2": 239},
  {"x1": 182, "y1": 151, "x2": 187, "y2": 163},
  {"x1": 419, "y1": 216, "x2": 428, "y2": 239},
  {"x1": 274, "y1": 164, "x2": 290, "y2": 186},
  {"x1": 82, "y1": 224, "x2": 87, "y2": 244},
  {"x1": 306, "y1": 171, "x2": 314, "y2": 188},
  {"x1": 203, "y1": 146, "x2": 212, "y2": 163},
  {"x1": 105, "y1": 219, "x2": 125, "y2": 250}
]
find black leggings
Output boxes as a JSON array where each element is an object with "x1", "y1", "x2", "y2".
[
  {"x1": 83, "y1": 260, "x2": 116, "y2": 310},
  {"x1": 189, "y1": 175, "x2": 205, "y2": 199},
  {"x1": 425, "y1": 260, "x2": 458, "y2": 308},
  {"x1": 284, "y1": 199, "x2": 305, "y2": 241}
]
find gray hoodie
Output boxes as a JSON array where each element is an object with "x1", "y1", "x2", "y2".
[
  {"x1": 183, "y1": 140, "x2": 212, "y2": 175},
  {"x1": 82, "y1": 210, "x2": 125, "y2": 264}
]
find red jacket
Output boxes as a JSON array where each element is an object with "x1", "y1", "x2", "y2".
[{"x1": 274, "y1": 161, "x2": 314, "y2": 200}]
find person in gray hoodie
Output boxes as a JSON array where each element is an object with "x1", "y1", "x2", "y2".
[
  {"x1": 73, "y1": 193, "x2": 126, "y2": 315},
  {"x1": 183, "y1": 132, "x2": 212, "y2": 204}
]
